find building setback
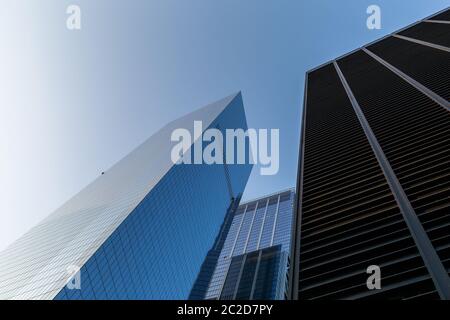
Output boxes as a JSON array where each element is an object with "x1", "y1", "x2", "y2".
[
  {"x1": 290, "y1": 7, "x2": 450, "y2": 300},
  {"x1": 199, "y1": 189, "x2": 295, "y2": 300},
  {"x1": 0, "y1": 93, "x2": 253, "y2": 300}
]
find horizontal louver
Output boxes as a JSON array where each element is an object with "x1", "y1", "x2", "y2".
[{"x1": 294, "y1": 8, "x2": 449, "y2": 300}]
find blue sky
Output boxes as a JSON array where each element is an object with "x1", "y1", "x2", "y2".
[{"x1": 0, "y1": 0, "x2": 448, "y2": 250}]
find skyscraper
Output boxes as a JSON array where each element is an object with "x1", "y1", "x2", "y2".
[
  {"x1": 200, "y1": 188, "x2": 295, "y2": 300},
  {"x1": 290, "y1": 8, "x2": 450, "y2": 300},
  {"x1": 0, "y1": 93, "x2": 253, "y2": 300}
]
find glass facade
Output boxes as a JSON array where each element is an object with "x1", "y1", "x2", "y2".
[
  {"x1": 204, "y1": 189, "x2": 295, "y2": 300},
  {"x1": 219, "y1": 245, "x2": 288, "y2": 300},
  {"x1": 0, "y1": 93, "x2": 253, "y2": 300}
]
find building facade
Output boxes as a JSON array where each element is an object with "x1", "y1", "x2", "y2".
[
  {"x1": 0, "y1": 93, "x2": 253, "y2": 300},
  {"x1": 201, "y1": 189, "x2": 295, "y2": 300},
  {"x1": 290, "y1": 8, "x2": 450, "y2": 300}
]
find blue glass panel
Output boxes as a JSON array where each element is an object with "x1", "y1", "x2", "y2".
[
  {"x1": 273, "y1": 192, "x2": 294, "y2": 251},
  {"x1": 246, "y1": 201, "x2": 267, "y2": 252},
  {"x1": 55, "y1": 95, "x2": 252, "y2": 300}
]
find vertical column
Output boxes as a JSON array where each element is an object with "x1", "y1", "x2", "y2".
[
  {"x1": 249, "y1": 250, "x2": 263, "y2": 300},
  {"x1": 256, "y1": 199, "x2": 270, "y2": 250},
  {"x1": 230, "y1": 205, "x2": 247, "y2": 256},
  {"x1": 270, "y1": 195, "x2": 281, "y2": 246},
  {"x1": 333, "y1": 60, "x2": 450, "y2": 300},
  {"x1": 243, "y1": 202, "x2": 259, "y2": 253},
  {"x1": 216, "y1": 205, "x2": 248, "y2": 299},
  {"x1": 231, "y1": 254, "x2": 247, "y2": 300}
]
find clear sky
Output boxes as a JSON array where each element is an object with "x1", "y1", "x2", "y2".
[{"x1": 0, "y1": 0, "x2": 448, "y2": 251}]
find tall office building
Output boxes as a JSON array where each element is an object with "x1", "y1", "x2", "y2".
[
  {"x1": 199, "y1": 189, "x2": 295, "y2": 300},
  {"x1": 0, "y1": 93, "x2": 253, "y2": 300},
  {"x1": 291, "y1": 8, "x2": 450, "y2": 300}
]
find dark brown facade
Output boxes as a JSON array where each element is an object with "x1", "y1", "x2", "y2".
[{"x1": 290, "y1": 7, "x2": 450, "y2": 300}]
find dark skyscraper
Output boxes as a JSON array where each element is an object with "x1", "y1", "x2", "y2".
[{"x1": 291, "y1": 8, "x2": 450, "y2": 300}]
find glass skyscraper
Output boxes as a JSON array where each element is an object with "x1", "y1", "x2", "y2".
[
  {"x1": 200, "y1": 189, "x2": 295, "y2": 300},
  {"x1": 0, "y1": 93, "x2": 253, "y2": 300}
]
